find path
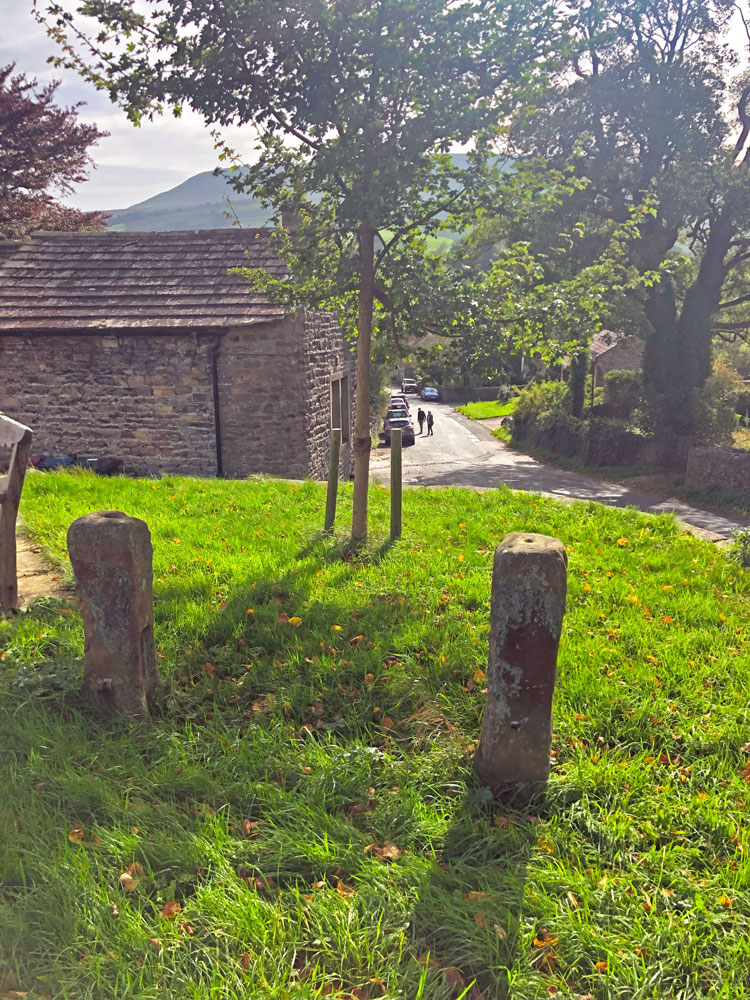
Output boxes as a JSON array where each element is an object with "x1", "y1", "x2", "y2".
[
  {"x1": 13, "y1": 533, "x2": 70, "y2": 609},
  {"x1": 370, "y1": 400, "x2": 748, "y2": 541}
]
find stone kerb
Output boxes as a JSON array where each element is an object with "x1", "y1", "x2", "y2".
[
  {"x1": 67, "y1": 510, "x2": 162, "y2": 718},
  {"x1": 474, "y1": 531, "x2": 568, "y2": 796}
]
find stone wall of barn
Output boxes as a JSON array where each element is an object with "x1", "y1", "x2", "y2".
[
  {"x1": 217, "y1": 311, "x2": 354, "y2": 480},
  {"x1": 0, "y1": 312, "x2": 355, "y2": 481},
  {"x1": 0, "y1": 332, "x2": 219, "y2": 477}
]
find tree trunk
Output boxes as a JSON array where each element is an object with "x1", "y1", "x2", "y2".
[
  {"x1": 351, "y1": 223, "x2": 375, "y2": 544},
  {"x1": 643, "y1": 216, "x2": 733, "y2": 436}
]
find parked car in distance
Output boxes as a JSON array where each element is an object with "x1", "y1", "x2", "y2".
[
  {"x1": 421, "y1": 385, "x2": 440, "y2": 401},
  {"x1": 390, "y1": 393, "x2": 410, "y2": 411},
  {"x1": 384, "y1": 407, "x2": 410, "y2": 427},
  {"x1": 383, "y1": 414, "x2": 415, "y2": 445},
  {"x1": 401, "y1": 378, "x2": 418, "y2": 394}
]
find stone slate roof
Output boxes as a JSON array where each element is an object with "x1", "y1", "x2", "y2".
[
  {"x1": 589, "y1": 329, "x2": 627, "y2": 358},
  {"x1": 0, "y1": 229, "x2": 288, "y2": 332}
]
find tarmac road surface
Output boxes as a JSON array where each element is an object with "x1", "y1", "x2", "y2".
[{"x1": 369, "y1": 398, "x2": 748, "y2": 540}]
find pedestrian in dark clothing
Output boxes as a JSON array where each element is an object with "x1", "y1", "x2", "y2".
[
  {"x1": 417, "y1": 408, "x2": 426, "y2": 434},
  {"x1": 426, "y1": 411, "x2": 434, "y2": 436}
]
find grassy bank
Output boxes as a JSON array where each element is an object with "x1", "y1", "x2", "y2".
[
  {"x1": 455, "y1": 400, "x2": 517, "y2": 421},
  {"x1": 1, "y1": 471, "x2": 749, "y2": 999}
]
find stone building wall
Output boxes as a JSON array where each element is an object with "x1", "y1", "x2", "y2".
[
  {"x1": 216, "y1": 316, "x2": 310, "y2": 479},
  {"x1": 593, "y1": 339, "x2": 644, "y2": 386},
  {"x1": 302, "y1": 310, "x2": 355, "y2": 480},
  {"x1": 685, "y1": 446, "x2": 750, "y2": 492},
  {"x1": 0, "y1": 311, "x2": 355, "y2": 481},
  {"x1": 0, "y1": 332, "x2": 218, "y2": 477}
]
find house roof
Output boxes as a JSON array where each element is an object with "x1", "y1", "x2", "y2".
[
  {"x1": 589, "y1": 329, "x2": 629, "y2": 358},
  {"x1": 0, "y1": 229, "x2": 288, "y2": 332}
]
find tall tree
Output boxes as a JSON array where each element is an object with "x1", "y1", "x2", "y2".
[
  {"x1": 38, "y1": 0, "x2": 562, "y2": 542},
  {"x1": 0, "y1": 64, "x2": 107, "y2": 238},
  {"x1": 494, "y1": 0, "x2": 750, "y2": 436}
]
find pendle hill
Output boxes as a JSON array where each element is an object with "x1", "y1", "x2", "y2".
[{"x1": 105, "y1": 155, "x2": 478, "y2": 232}]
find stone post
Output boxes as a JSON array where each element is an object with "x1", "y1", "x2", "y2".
[
  {"x1": 474, "y1": 532, "x2": 567, "y2": 794},
  {"x1": 67, "y1": 510, "x2": 161, "y2": 718}
]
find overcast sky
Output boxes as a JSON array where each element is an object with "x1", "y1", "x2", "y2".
[
  {"x1": 3, "y1": 0, "x2": 749, "y2": 213},
  {"x1": 1, "y1": 1, "x2": 254, "y2": 211}
]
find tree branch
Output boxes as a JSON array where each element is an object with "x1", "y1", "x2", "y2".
[{"x1": 374, "y1": 188, "x2": 466, "y2": 273}]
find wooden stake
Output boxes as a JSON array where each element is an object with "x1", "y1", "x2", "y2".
[
  {"x1": 390, "y1": 428, "x2": 402, "y2": 541},
  {"x1": 0, "y1": 414, "x2": 33, "y2": 612},
  {"x1": 324, "y1": 428, "x2": 342, "y2": 533}
]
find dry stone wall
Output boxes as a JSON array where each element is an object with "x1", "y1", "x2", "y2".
[
  {"x1": 0, "y1": 332, "x2": 218, "y2": 477},
  {"x1": 686, "y1": 446, "x2": 750, "y2": 492}
]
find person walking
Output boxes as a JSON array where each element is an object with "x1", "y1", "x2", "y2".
[
  {"x1": 417, "y1": 407, "x2": 426, "y2": 434},
  {"x1": 426, "y1": 410, "x2": 434, "y2": 436}
]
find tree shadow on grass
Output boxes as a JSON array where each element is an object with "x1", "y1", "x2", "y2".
[{"x1": 0, "y1": 535, "x2": 548, "y2": 999}]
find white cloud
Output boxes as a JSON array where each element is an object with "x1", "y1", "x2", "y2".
[{"x1": 1, "y1": 1, "x2": 257, "y2": 210}]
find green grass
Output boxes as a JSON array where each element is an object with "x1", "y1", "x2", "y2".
[
  {"x1": 456, "y1": 399, "x2": 517, "y2": 421},
  {"x1": 1, "y1": 470, "x2": 749, "y2": 999}
]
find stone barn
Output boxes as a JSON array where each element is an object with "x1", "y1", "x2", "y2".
[
  {"x1": 0, "y1": 230, "x2": 354, "y2": 480},
  {"x1": 590, "y1": 330, "x2": 643, "y2": 386}
]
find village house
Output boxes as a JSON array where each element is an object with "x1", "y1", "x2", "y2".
[
  {"x1": 0, "y1": 229, "x2": 354, "y2": 480},
  {"x1": 589, "y1": 329, "x2": 643, "y2": 386}
]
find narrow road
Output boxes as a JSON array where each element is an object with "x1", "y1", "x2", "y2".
[{"x1": 370, "y1": 399, "x2": 748, "y2": 540}]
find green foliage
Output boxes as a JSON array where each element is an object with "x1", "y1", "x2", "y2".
[
  {"x1": 696, "y1": 359, "x2": 744, "y2": 446},
  {"x1": 730, "y1": 526, "x2": 750, "y2": 566},
  {"x1": 1, "y1": 471, "x2": 749, "y2": 997},
  {"x1": 513, "y1": 380, "x2": 570, "y2": 424},
  {"x1": 602, "y1": 369, "x2": 644, "y2": 421}
]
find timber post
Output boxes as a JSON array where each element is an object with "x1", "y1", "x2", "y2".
[
  {"x1": 324, "y1": 428, "x2": 342, "y2": 533},
  {"x1": 0, "y1": 413, "x2": 33, "y2": 612}
]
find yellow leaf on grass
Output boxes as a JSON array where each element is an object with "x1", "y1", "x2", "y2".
[
  {"x1": 350, "y1": 634, "x2": 364, "y2": 646},
  {"x1": 119, "y1": 871, "x2": 139, "y2": 892},
  {"x1": 332, "y1": 624, "x2": 342, "y2": 631},
  {"x1": 594, "y1": 961, "x2": 608, "y2": 972},
  {"x1": 336, "y1": 879, "x2": 355, "y2": 898},
  {"x1": 465, "y1": 891, "x2": 491, "y2": 902},
  {"x1": 68, "y1": 827, "x2": 85, "y2": 843},
  {"x1": 288, "y1": 616, "x2": 302, "y2": 627},
  {"x1": 160, "y1": 901, "x2": 182, "y2": 919},
  {"x1": 719, "y1": 895, "x2": 734, "y2": 908}
]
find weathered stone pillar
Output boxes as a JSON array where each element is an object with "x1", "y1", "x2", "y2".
[
  {"x1": 67, "y1": 510, "x2": 161, "y2": 718},
  {"x1": 475, "y1": 532, "x2": 567, "y2": 794}
]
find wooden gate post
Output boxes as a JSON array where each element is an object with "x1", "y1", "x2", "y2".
[
  {"x1": 324, "y1": 428, "x2": 342, "y2": 533},
  {"x1": 390, "y1": 428, "x2": 402, "y2": 540},
  {"x1": 0, "y1": 413, "x2": 33, "y2": 612}
]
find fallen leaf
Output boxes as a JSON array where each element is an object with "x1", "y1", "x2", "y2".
[
  {"x1": 332, "y1": 624, "x2": 342, "y2": 631},
  {"x1": 364, "y1": 841, "x2": 401, "y2": 861},
  {"x1": 128, "y1": 862, "x2": 145, "y2": 876},
  {"x1": 533, "y1": 931, "x2": 558, "y2": 948},
  {"x1": 442, "y1": 967, "x2": 464, "y2": 988},
  {"x1": 109, "y1": 901, "x2": 120, "y2": 918},
  {"x1": 311, "y1": 702, "x2": 325, "y2": 717},
  {"x1": 474, "y1": 912, "x2": 487, "y2": 927},
  {"x1": 242, "y1": 819, "x2": 260, "y2": 838},
  {"x1": 364, "y1": 673, "x2": 375, "y2": 685},
  {"x1": 119, "y1": 871, "x2": 139, "y2": 892},
  {"x1": 67, "y1": 827, "x2": 85, "y2": 844},
  {"x1": 494, "y1": 923, "x2": 507, "y2": 940},
  {"x1": 277, "y1": 611, "x2": 289, "y2": 623},
  {"x1": 350, "y1": 634, "x2": 364, "y2": 646},
  {"x1": 719, "y1": 895, "x2": 734, "y2": 908},
  {"x1": 160, "y1": 901, "x2": 182, "y2": 918},
  {"x1": 289, "y1": 616, "x2": 302, "y2": 627},
  {"x1": 566, "y1": 891, "x2": 579, "y2": 908},
  {"x1": 336, "y1": 879, "x2": 355, "y2": 898},
  {"x1": 381, "y1": 716, "x2": 395, "y2": 729},
  {"x1": 149, "y1": 937, "x2": 162, "y2": 951},
  {"x1": 241, "y1": 951, "x2": 250, "y2": 971},
  {"x1": 594, "y1": 961, "x2": 608, "y2": 972},
  {"x1": 203, "y1": 661, "x2": 216, "y2": 677}
]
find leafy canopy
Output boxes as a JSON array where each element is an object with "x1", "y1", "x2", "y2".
[{"x1": 0, "y1": 64, "x2": 107, "y2": 238}]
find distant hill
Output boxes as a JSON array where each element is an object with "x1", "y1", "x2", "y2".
[
  {"x1": 106, "y1": 170, "x2": 272, "y2": 232},
  {"x1": 105, "y1": 155, "x2": 506, "y2": 233}
]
